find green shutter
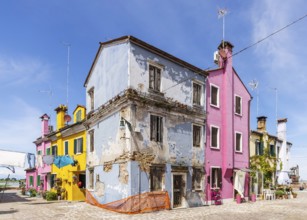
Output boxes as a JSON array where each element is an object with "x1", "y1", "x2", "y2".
[
  {"x1": 37, "y1": 175, "x2": 40, "y2": 186},
  {"x1": 260, "y1": 142, "x2": 264, "y2": 155},
  {"x1": 74, "y1": 139, "x2": 77, "y2": 154},
  {"x1": 46, "y1": 148, "x2": 50, "y2": 155},
  {"x1": 80, "y1": 138, "x2": 83, "y2": 153},
  {"x1": 29, "y1": 176, "x2": 33, "y2": 186}
]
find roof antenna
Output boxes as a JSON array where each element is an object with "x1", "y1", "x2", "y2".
[
  {"x1": 249, "y1": 79, "x2": 259, "y2": 116},
  {"x1": 218, "y1": 8, "x2": 228, "y2": 48},
  {"x1": 62, "y1": 42, "x2": 71, "y2": 109}
]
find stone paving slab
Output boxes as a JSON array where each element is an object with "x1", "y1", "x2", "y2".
[{"x1": 1, "y1": 190, "x2": 307, "y2": 220}]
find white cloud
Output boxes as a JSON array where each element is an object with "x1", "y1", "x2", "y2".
[{"x1": 0, "y1": 55, "x2": 51, "y2": 87}]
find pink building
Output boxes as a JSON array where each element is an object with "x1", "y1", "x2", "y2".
[
  {"x1": 26, "y1": 114, "x2": 52, "y2": 191},
  {"x1": 205, "y1": 41, "x2": 251, "y2": 203}
]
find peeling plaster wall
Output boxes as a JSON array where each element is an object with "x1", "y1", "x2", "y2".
[
  {"x1": 129, "y1": 43, "x2": 205, "y2": 107},
  {"x1": 86, "y1": 42, "x2": 129, "y2": 110}
]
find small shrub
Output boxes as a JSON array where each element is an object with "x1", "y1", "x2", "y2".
[
  {"x1": 275, "y1": 190, "x2": 284, "y2": 198},
  {"x1": 46, "y1": 191, "x2": 57, "y2": 201},
  {"x1": 28, "y1": 188, "x2": 37, "y2": 197}
]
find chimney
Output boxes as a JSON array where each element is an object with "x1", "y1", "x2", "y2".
[
  {"x1": 277, "y1": 118, "x2": 287, "y2": 140},
  {"x1": 257, "y1": 116, "x2": 267, "y2": 132},
  {"x1": 55, "y1": 104, "x2": 67, "y2": 130},
  {"x1": 217, "y1": 41, "x2": 234, "y2": 68},
  {"x1": 40, "y1": 114, "x2": 50, "y2": 137}
]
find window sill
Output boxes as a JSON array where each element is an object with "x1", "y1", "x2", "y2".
[
  {"x1": 235, "y1": 113, "x2": 242, "y2": 117},
  {"x1": 210, "y1": 104, "x2": 220, "y2": 109},
  {"x1": 210, "y1": 147, "x2": 220, "y2": 150},
  {"x1": 148, "y1": 89, "x2": 165, "y2": 97},
  {"x1": 192, "y1": 189, "x2": 203, "y2": 192},
  {"x1": 235, "y1": 151, "x2": 243, "y2": 154}
]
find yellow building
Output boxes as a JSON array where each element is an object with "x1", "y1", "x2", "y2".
[{"x1": 48, "y1": 104, "x2": 86, "y2": 201}]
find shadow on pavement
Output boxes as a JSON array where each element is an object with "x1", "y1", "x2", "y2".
[
  {"x1": 0, "y1": 209, "x2": 18, "y2": 215},
  {"x1": 0, "y1": 190, "x2": 30, "y2": 203}
]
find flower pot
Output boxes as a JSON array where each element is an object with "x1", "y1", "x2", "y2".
[
  {"x1": 236, "y1": 194, "x2": 241, "y2": 204},
  {"x1": 251, "y1": 194, "x2": 256, "y2": 202}
]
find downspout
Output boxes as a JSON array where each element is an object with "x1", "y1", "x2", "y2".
[{"x1": 248, "y1": 98, "x2": 252, "y2": 197}]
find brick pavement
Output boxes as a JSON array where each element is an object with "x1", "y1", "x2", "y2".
[{"x1": 1, "y1": 190, "x2": 307, "y2": 220}]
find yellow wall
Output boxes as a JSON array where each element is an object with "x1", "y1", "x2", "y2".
[{"x1": 50, "y1": 105, "x2": 86, "y2": 201}]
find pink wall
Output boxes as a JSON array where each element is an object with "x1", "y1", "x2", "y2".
[{"x1": 205, "y1": 42, "x2": 251, "y2": 202}]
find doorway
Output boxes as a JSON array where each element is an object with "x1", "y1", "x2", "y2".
[{"x1": 173, "y1": 174, "x2": 185, "y2": 208}]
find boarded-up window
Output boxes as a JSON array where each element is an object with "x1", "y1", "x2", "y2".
[
  {"x1": 88, "y1": 88, "x2": 94, "y2": 111},
  {"x1": 235, "y1": 95, "x2": 242, "y2": 115},
  {"x1": 211, "y1": 167, "x2": 222, "y2": 189},
  {"x1": 193, "y1": 83, "x2": 202, "y2": 106},
  {"x1": 88, "y1": 169, "x2": 94, "y2": 189},
  {"x1": 192, "y1": 168, "x2": 203, "y2": 190},
  {"x1": 211, "y1": 126, "x2": 219, "y2": 148},
  {"x1": 74, "y1": 138, "x2": 83, "y2": 154},
  {"x1": 150, "y1": 165, "x2": 165, "y2": 191},
  {"x1": 211, "y1": 85, "x2": 219, "y2": 107},
  {"x1": 89, "y1": 130, "x2": 94, "y2": 152},
  {"x1": 150, "y1": 115, "x2": 163, "y2": 143},
  {"x1": 149, "y1": 65, "x2": 161, "y2": 92},
  {"x1": 235, "y1": 132, "x2": 242, "y2": 152},
  {"x1": 193, "y1": 125, "x2": 201, "y2": 147}
]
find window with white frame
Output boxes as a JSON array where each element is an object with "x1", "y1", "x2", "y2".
[
  {"x1": 150, "y1": 115, "x2": 163, "y2": 143},
  {"x1": 211, "y1": 126, "x2": 219, "y2": 148},
  {"x1": 211, "y1": 167, "x2": 222, "y2": 189},
  {"x1": 235, "y1": 132, "x2": 242, "y2": 152},
  {"x1": 193, "y1": 82, "x2": 202, "y2": 106},
  {"x1": 64, "y1": 141, "x2": 69, "y2": 155},
  {"x1": 149, "y1": 64, "x2": 161, "y2": 92},
  {"x1": 235, "y1": 95, "x2": 242, "y2": 115},
  {"x1": 74, "y1": 137, "x2": 83, "y2": 154},
  {"x1": 210, "y1": 84, "x2": 219, "y2": 107},
  {"x1": 193, "y1": 125, "x2": 201, "y2": 147},
  {"x1": 192, "y1": 168, "x2": 203, "y2": 190}
]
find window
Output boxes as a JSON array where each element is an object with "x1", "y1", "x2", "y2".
[
  {"x1": 235, "y1": 95, "x2": 242, "y2": 115},
  {"x1": 64, "y1": 141, "x2": 69, "y2": 155},
  {"x1": 37, "y1": 150, "x2": 41, "y2": 155},
  {"x1": 79, "y1": 173, "x2": 86, "y2": 188},
  {"x1": 193, "y1": 82, "x2": 202, "y2": 106},
  {"x1": 37, "y1": 175, "x2": 41, "y2": 186},
  {"x1": 89, "y1": 130, "x2": 94, "y2": 152},
  {"x1": 46, "y1": 148, "x2": 51, "y2": 155},
  {"x1": 255, "y1": 140, "x2": 261, "y2": 155},
  {"x1": 277, "y1": 146, "x2": 280, "y2": 158},
  {"x1": 74, "y1": 137, "x2": 83, "y2": 154},
  {"x1": 88, "y1": 88, "x2": 94, "y2": 111},
  {"x1": 210, "y1": 85, "x2": 219, "y2": 107},
  {"x1": 76, "y1": 110, "x2": 82, "y2": 122},
  {"x1": 150, "y1": 165, "x2": 165, "y2": 191},
  {"x1": 235, "y1": 132, "x2": 242, "y2": 152},
  {"x1": 270, "y1": 144, "x2": 275, "y2": 157},
  {"x1": 51, "y1": 145, "x2": 57, "y2": 156},
  {"x1": 193, "y1": 125, "x2": 201, "y2": 147},
  {"x1": 88, "y1": 169, "x2": 94, "y2": 189},
  {"x1": 192, "y1": 168, "x2": 203, "y2": 190},
  {"x1": 150, "y1": 115, "x2": 163, "y2": 143},
  {"x1": 211, "y1": 167, "x2": 222, "y2": 189},
  {"x1": 211, "y1": 126, "x2": 219, "y2": 148},
  {"x1": 149, "y1": 65, "x2": 161, "y2": 92},
  {"x1": 50, "y1": 174, "x2": 56, "y2": 188}
]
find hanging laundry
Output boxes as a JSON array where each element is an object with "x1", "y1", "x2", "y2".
[
  {"x1": 43, "y1": 155, "x2": 54, "y2": 165},
  {"x1": 0, "y1": 149, "x2": 27, "y2": 168},
  {"x1": 53, "y1": 155, "x2": 75, "y2": 168},
  {"x1": 36, "y1": 155, "x2": 43, "y2": 168}
]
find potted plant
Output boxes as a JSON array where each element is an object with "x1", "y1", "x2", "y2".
[
  {"x1": 275, "y1": 190, "x2": 284, "y2": 199},
  {"x1": 292, "y1": 192, "x2": 298, "y2": 198}
]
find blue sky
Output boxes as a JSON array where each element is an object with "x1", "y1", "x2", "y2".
[{"x1": 0, "y1": 0, "x2": 306, "y2": 180}]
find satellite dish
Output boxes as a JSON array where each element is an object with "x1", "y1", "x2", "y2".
[
  {"x1": 249, "y1": 80, "x2": 258, "y2": 90},
  {"x1": 64, "y1": 114, "x2": 71, "y2": 123}
]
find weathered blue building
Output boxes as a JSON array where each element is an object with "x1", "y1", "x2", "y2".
[{"x1": 84, "y1": 36, "x2": 207, "y2": 212}]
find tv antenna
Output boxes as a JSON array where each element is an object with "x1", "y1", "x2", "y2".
[
  {"x1": 249, "y1": 80, "x2": 259, "y2": 116},
  {"x1": 39, "y1": 86, "x2": 53, "y2": 119},
  {"x1": 62, "y1": 42, "x2": 71, "y2": 109},
  {"x1": 218, "y1": 8, "x2": 229, "y2": 47}
]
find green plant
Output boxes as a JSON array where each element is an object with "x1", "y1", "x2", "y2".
[
  {"x1": 275, "y1": 190, "x2": 284, "y2": 199},
  {"x1": 292, "y1": 192, "x2": 298, "y2": 198},
  {"x1": 46, "y1": 191, "x2": 57, "y2": 201},
  {"x1": 28, "y1": 188, "x2": 37, "y2": 197}
]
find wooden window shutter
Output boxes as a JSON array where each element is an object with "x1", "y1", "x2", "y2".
[
  {"x1": 74, "y1": 139, "x2": 77, "y2": 154},
  {"x1": 80, "y1": 138, "x2": 83, "y2": 153}
]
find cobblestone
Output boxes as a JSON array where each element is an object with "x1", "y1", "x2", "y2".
[{"x1": 1, "y1": 190, "x2": 306, "y2": 220}]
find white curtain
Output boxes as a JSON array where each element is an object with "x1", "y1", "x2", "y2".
[{"x1": 234, "y1": 170, "x2": 246, "y2": 198}]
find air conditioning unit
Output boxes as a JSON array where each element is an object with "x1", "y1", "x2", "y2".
[{"x1": 213, "y1": 51, "x2": 220, "y2": 64}]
